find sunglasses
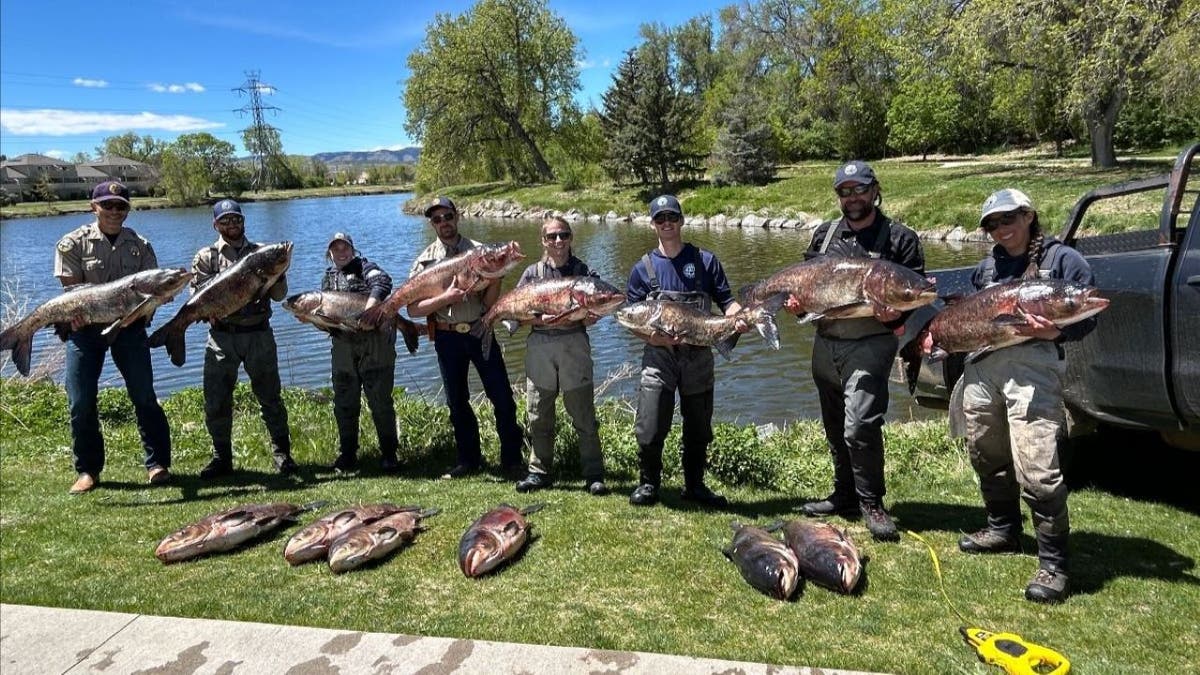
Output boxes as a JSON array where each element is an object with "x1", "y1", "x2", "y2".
[
  {"x1": 652, "y1": 212, "x2": 681, "y2": 224},
  {"x1": 543, "y1": 231, "x2": 572, "y2": 241},
  {"x1": 429, "y1": 213, "x2": 456, "y2": 224},
  {"x1": 982, "y1": 210, "x2": 1024, "y2": 232},
  {"x1": 97, "y1": 201, "x2": 130, "y2": 212},
  {"x1": 835, "y1": 183, "x2": 874, "y2": 198},
  {"x1": 217, "y1": 216, "x2": 245, "y2": 226}
]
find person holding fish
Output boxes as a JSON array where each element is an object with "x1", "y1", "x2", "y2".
[
  {"x1": 320, "y1": 232, "x2": 400, "y2": 474},
  {"x1": 625, "y1": 195, "x2": 750, "y2": 508},
  {"x1": 192, "y1": 199, "x2": 295, "y2": 479},
  {"x1": 511, "y1": 216, "x2": 610, "y2": 496},
  {"x1": 407, "y1": 197, "x2": 525, "y2": 480},
  {"x1": 793, "y1": 161, "x2": 926, "y2": 542},
  {"x1": 52, "y1": 180, "x2": 173, "y2": 494},
  {"x1": 919, "y1": 188, "x2": 1098, "y2": 604}
]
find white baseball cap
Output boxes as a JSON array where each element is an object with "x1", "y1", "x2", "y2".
[{"x1": 979, "y1": 188, "x2": 1034, "y2": 227}]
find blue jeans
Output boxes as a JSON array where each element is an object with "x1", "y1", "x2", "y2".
[
  {"x1": 433, "y1": 329, "x2": 523, "y2": 468},
  {"x1": 65, "y1": 324, "x2": 171, "y2": 476}
]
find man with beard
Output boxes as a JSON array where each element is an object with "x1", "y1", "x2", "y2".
[
  {"x1": 789, "y1": 161, "x2": 926, "y2": 541},
  {"x1": 193, "y1": 199, "x2": 295, "y2": 479}
]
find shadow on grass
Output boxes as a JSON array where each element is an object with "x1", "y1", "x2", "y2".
[
  {"x1": 93, "y1": 464, "x2": 349, "y2": 507},
  {"x1": 1063, "y1": 429, "x2": 1200, "y2": 515},
  {"x1": 1072, "y1": 531, "x2": 1199, "y2": 596}
]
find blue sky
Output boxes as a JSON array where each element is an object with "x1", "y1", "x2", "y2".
[{"x1": 0, "y1": 0, "x2": 725, "y2": 160}]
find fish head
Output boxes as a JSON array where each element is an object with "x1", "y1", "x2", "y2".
[
  {"x1": 327, "y1": 533, "x2": 371, "y2": 573},
  {"x1": 575, "y1": 279, "x2": 625, "y2": 316},
  {"x1": 458, "y1": 528, "x2": 506, "y2": 577},
  {"x1": 256, "y1": 242, "x2": 295, "y2": 277},
  {"x1": 614, "y1": 302, "x2": 657, "y2": 331},
  {"x1": 283, "y1": 521, "x2": 333, "y2": 563},
  {"x1": 1017, "y1": 281, "x2": 1110, "y2": 327},
  {"x1": 863, "y1": 262, "x2": 939, "y2": 311},
  {"x1": 132, "y1": 268, "x2": 193, "y2": 299},
  {"x1": 282, "y1": 291, "x2": 322, "y2": 317},
  {"x1": 475, "y1": 241, "x2": 526, "y2": 279},
  {"x1": 154, "y1": 522, "x2": 212, "y2": 563}
]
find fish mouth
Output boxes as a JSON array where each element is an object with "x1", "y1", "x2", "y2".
[{"x1": 462, "y1": 548, "x2": 497, "y2": 577}]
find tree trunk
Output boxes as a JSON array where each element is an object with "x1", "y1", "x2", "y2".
[
  {"x1": 1087, "y1": 89, "x2": 1125, "y2": 168},
  {"x1": 500, "y1": 112, "x2": 554, "y2": 182}
]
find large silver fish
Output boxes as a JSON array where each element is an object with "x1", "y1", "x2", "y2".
[
  {"x1": 0, "y1": 268, "x2": 192, "y2": 376},
  {"x1": 282, "y1": 290, "x2": 420, "y2": 354},
  {"x1": 740, "y1": 256, "x2": 937, "y2": 323},
  {"x1": 327, "y1": 508, "x2": 438, "y2": 574},
  {"x1": 147, "y1": 242, "x2": 293, "y2": 366},
  {"x1": 783, "y1": 520, "x2": 864, "y2": 594},
  {"x1": 283, "y1": 503, "x2": 421, "y2": 566},
  {"x1": 155, "y1": 502, "x2": 313, "y2": 563},
  {"x1": 474, "y1": 276, "x2": 626, "y2": 358},
  {"x1": 615, "y1": 298, "x2": 782, "y2": 360},
  {"x1": 458, "y1": 503, "x2": 544, "y2": 578},
  {"x1": 724, "y1": 522, "x2": 801, "y2": 600}
]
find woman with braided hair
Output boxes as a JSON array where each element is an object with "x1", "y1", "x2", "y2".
[{"x1": 930, "y1": 188, "x2": 1097, "y2": 603}]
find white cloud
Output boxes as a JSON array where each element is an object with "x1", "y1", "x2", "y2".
[
  {"x1": 576, "y1": 59, "x2": 596, "y2": 69},
  {"x1": 43, "y1": 149, "x2": 70, "y2": 159},
  {"x1": 149, "y1": 82, "x2": 206, "y2": 94},
  {"x1": 0, "y1": 109, "x2": 223, "y2": 136},
  {"x1": 72, "y1": 77, "x2": 108, "y2": 88}
]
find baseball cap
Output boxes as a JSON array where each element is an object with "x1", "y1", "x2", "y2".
[
  {"x1": 92, "y1": 181, "x2": 131, "y2": 204},
  {"x1": 327, "y1": 231, "x2": 355, "y2": 250},
  {"x1": 212, "y1": 199, "x2": 243, "y2": 221},
  {"x1": 833, "y1": 161, "x2": 876, "y2": 187},
  {"x1": 423, "y1": 196, "x2": 457, "y2": 217},
  {"x1": 648, "y1": 194, "x2": 683, "y2": 219},
  {"x1": 979, "y1": 188, "x2": 1034, "y2": 227}
]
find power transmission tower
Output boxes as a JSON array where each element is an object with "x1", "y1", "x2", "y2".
[{"x1": 233, "y1": 70, "x2": 291, "y2": 190}]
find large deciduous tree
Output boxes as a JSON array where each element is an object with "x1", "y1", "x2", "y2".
[
  {"x1": 95, "y1": 132, "x2": 166, "y2": 166},
  {"x1": 159, "y1": 133, "x2": 244, "y2": 205},
  {"x1": 404, "y1": 0, "x2": 580, "y2": 184}
]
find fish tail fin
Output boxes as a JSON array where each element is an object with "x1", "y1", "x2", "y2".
[
  {"x1": 301, "y1": 500, "x2": 331, "y2": 512},
  {"x1": 478, "y1": 325, "x2": 495, "y2": 361},
  {"x1": 754, "y1": 311, "x2": 780, "y2": 350},
  {"x1": 520, "y1": 503, "x2": 546, "y2": 516},
  {"x1": 165, "y1": 330, "x2": 187, "y2": 367},
  {"x1": 2, "y1": 332, "x2": 33, "y2": 377},
  {"x1": 145, "y1": 320, "x2": 173, "y2": 348},
  {"x1": 419, "y1": 507, "x2": 441, "y2": 519},
  {"x1": 763, "y1": 520, "x2": 785, "y2": 533},
  {"x1": 395, "y1": 316, "x2": 420, "y2": 355}
]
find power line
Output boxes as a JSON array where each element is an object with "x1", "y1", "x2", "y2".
[{"x1": 233, "y1": 70, "x2": 295, "y2": 190}]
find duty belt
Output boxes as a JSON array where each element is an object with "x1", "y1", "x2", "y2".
[{"x1": 432, "y1": 320, "x2": 477, "y2": 334}]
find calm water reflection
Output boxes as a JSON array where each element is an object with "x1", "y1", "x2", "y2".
[{"x1": 0, "y1": 193, "x2": 987, "y2": 426}]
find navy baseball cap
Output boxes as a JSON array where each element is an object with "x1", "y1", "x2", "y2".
[
  {"x1": 649, "y1": 194, "x2": 683, "y2": 219},
  {"x1": 92, "y1": 180, "x2": 130, "y2": 204},
  {"x1": 423, "y1": 196, "x2": 457, "y2": 217},
  {"x1": 212, "y1": 199, "x2": 243, "y2": 221},
  {"x1": 834, "y1": 161, "x2": 876, "y2": 187},
  {"x1": 327, "y1": 231, "x2": 355, "y2": 250}
]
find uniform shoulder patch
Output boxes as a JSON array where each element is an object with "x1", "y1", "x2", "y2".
[{"x1": 57, "y1": 239, "x2": 74, "y2": 253}]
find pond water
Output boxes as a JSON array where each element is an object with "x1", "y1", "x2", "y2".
[{"x1": 0, "y1": 193, "x2": 988, "y2": 426}]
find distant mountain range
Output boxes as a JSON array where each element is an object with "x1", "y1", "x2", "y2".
[{"x1": 311, "y1": 147, "x2": 421, "y2": 165}]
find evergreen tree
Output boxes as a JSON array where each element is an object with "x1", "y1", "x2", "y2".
[{"x1": 711, "y1": 88, "x2": 776, "y2": 186}]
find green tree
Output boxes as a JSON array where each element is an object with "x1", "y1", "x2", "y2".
[
  {"x1": 886, "y1": 71, "x2": 960, "y2": 159},
  {"x1": 159, "y1": 133, "x2": 241, "y2": 205},
  {"x1": 95, "y1": 132, "x2": 165, "y2": 166},
  {"x1": 31, "y1": 173, "x2": 58, "y2": 206},
  {"x1": 241, "y1": 126, "x2": 300, "y2": 190},
  {"x1": 69, "y1": 151, "x2": 91, "y2": 164},
  {"x1": 404, "y1": 0, "x2": 581, "y2": 184},
  {"x1": 711, "y1": 87, "x2": 777, "y2": 186}
]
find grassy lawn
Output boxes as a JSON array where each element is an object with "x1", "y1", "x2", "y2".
[
  {"x1": 1, "y1": 379, "x2": 1197, "y2": 673},
  {"x1": 428, "y1": 150, "x2": 1182, "y2": 236}
]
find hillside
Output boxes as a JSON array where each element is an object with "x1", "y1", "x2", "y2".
[{"x1": 312, "y1": 147, "x2": 421, "y2": 165}]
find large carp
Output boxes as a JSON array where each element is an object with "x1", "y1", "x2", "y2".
[
  {"x1": 615, "y1": 298, "x2": 782, "y2": 360},
  {"x1": 356, "y1": 241, "x2": 525, "y2": 329},
  {"x1": 283, "y1": 503, "x2": 421, "y2": 565},
  {"x1": 740, "y1": 256, "x2": 937, "y2": 323},
  {"x1": 926, "y1": 279, "x2": 1109, "y2": 361},
  {"x1": 155, "y1": 502, "x2": 315, "y2": 563},
  {"x1": 326, "y1": 507, "x2": 438, "y2": 573},
  {"x1": 724, "y1": 522, "x2": 801, "y2": 600},
  {"x1": 473, "y1": 276, "x2": 626, "y2": 358},
  {"x1": 147, "y1": 242, "x2": 294, "y2": 366},
  {"x1": 0, "y1": 268, "x2": 192, "y2": 376},
  {"x1": 783, "y1": 520, "x2": 864, "y2": 595},
  {"x1": 282, "y1": 290, "x2": 420, "y2": 354},
  {"x1": 458, "y1": 503, "x2": 544, "y2": 578}
]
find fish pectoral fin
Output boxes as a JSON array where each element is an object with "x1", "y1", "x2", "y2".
[
  {"x1": 821, "y1": 302, "x2": 869, "y2": 319},
  {"x1": 990, "y1": 313, "x2": 1027, "y2": 326},
  {"x1": 100, "y1": 318, "x2": 124, "y2": 343},
  {"x1": 797, "y1": 312, "x2": 823, "y2": 324},
  {"x1": 376, "y1": 527, "x2": 401, "y2": 545}
]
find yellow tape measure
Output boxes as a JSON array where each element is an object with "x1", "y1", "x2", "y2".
[{"x1": 905, "y1": 531, "x2": 1071, "y2": 675}]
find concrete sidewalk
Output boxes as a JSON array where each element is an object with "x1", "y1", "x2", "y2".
[{"x1": 1, "y1": 603, "x2": 884, "y2": 674}]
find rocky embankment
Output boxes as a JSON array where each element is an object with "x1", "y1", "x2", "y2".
[{"x1": 404, "y1": 197, "x2": 992, "y2": 243}]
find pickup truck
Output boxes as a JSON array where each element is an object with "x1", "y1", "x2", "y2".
[{"x1": 902, "y1": 142, "x2": 1200, "y2": 450}]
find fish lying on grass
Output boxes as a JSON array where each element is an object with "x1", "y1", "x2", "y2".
[
  {"x1": 327, "y1": 508, "x2": 439, "y2": 574},
  {"x1": 356, "y1": 241, "x2": 525, "y2": 329},
  {"x1": 474, "y1": 276, "x2": 625, "y2": 358},
  {"x1": 155, "y1": 501, "x2": 324, "y2": 563},
  {"x1": 925, "y1": 279, "x2": 1110, "y2": 361},
  {"x1": 458, "y1": 503, "x2": 544, "y2": 578},
  {"x1": 783, "y1": 520, "x2": 864, "y2": 595},
  {"x1": 148, "y1": 242, "x2": 293, "y2": 366},
  {"x1": 284, "y1": 503, "x2": 422, "y2": 565},
  {"x1": 723, "y1": 522, "x2": 801, "y2": 600},
  {"x1": 740, "y1": 256, "x2": 937, "y2": 323},
  {"x1": 0, "y1": 268, "x2": 192, "y2": 376},
  {"x1": 282, "y1": 290, "x2": 420, "y2": 354},
  {"x1": 615, "y1": 298, "x2": 783, "y2": 360}
]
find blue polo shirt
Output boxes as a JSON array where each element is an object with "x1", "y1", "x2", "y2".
[{"x1": 626, "y1": 243, "x2": 736, "y2": 312}]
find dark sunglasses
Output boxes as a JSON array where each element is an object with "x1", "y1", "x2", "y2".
[
  {"x1": 835, "y1": 183, "x2": 874, "y2": 198},
  {"x1": 982, "y1": 210, "x2": 1024, "y2": 232},
  {"x1": 429, "y1": 213, "x2": 456, "y2": 224},
  {"x1": 217, "y1": 216, "x2": 245, "y2": 226},
  {"x1": 652, "y1": 212, "x2": 681, "y2": 224},
  {"x1": 543, "y1": 231, "x2": 572, "y2": 241},
  {"x1": 97, "y1": 201, "x2": 130, "y2": 212}
]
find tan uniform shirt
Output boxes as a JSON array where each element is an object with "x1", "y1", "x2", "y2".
[
  {"x1": 409, "y1": 236, "x2": 485, "y2": 323},
  {"x1": 54, "y1": 222, "x2": 157, "y2": 284},
  {"x1": 191, "y1": 237, "x2": 288, "y2": 327}
]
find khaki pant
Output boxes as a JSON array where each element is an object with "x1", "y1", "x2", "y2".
[
  {"x1": 525, "y1": 330, "x2": 603, "y2": 480},
  {"x1": 961, "y1": 341, "x2": 1069, "y2": 537}
]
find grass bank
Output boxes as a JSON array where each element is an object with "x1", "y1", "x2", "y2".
[
  {"x1": 0, "y1": 184, "x2": 413, "y2": 221},
  {"x1": 421, "y1": 152, "x2": 1180, "y2": 236},
  {"x1": 1, "y1": 379, "x2": 1197, "y2": 672}
]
